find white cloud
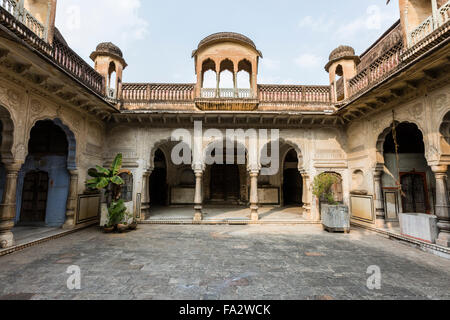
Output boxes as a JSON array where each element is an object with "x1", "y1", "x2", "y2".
[
  {"x1": 298, "y1": 15, "x2": 335, "y2": 32},
  {"x1": 56, "y1": 0, "x2": 149, "y2": 59},
  {"x1": 261, "y1": 58, "x2": 281, "y2": 71},
  {"x1": 335, "y1": 5, "x2": 398, "y2": 40},
  {"x1": 294, "y1": 53, "x2": 323, "y2": 69}
]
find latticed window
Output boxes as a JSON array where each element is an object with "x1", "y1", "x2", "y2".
[{"x1": 120, "y1": 172, "x2": 133, "y2": 202}]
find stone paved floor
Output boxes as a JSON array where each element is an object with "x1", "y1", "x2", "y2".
[
  {"x1": 0, "y1": 225, "x2": 449, "y2": 300},
  {"x1": 148, "y1": 205, "x2": 306, "y2": 221}
]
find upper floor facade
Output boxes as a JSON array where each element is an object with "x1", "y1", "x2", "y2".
[{"x1": 0, "y1": 0, "x2": 448, "y2": 123}]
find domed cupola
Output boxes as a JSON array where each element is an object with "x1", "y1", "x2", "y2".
[
  {"x1": 325, "y1": 45, "x2": 360, "y2": 102},
  {"x1": 90, "y1": 42, "x2": 127, "y2": 101},
  {"x1": 192, "y1": 32, "x2": 262, "y2": 100}
]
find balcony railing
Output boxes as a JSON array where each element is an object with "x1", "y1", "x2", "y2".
[
  {"x1": 200, "y1": 88, "x2": 254, "y2": 99},
  {"x1": 258, "y1": 85, "x2": 331, "y2": 103},
  {"x1": 52, "y1": 37, "x2": 105, "y2": 95},
  {"x1": 408, "y1": 0, "x2": 450, "y2": 47},
  {"x1": 122, "y1": 83, "x2": 195, "y2": 102},
  {"x1": 348, "y1": 40, "x2": 403, "y2": 98},
  {"x1": 1, "y1": 0, "x2": 46, "y2": 40}
]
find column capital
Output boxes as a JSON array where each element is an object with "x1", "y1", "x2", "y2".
[
  {"x1": 432, "y1": 165, "x2": 448, "y2": 175},
  {"x1": 194, "y1": 170, "x2": 203, "y2": 177},
  {"x1": 4, "y1": 160, "x2": 24, "y2": 172},
  {"x1": 192, "y1": 163, "x2": 204, "y2": 172}
]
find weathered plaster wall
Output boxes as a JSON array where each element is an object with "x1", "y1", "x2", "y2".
[
  {"x1": 346, "y1": 83, "x2": 450, "y2": 226},
  {"x1": 0, "y1": 77, "x2": 107, "y2": 226}
]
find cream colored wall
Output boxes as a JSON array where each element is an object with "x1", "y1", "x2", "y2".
[
  {"x1": 0, "y1": 77, "x2": 107, "y2": 204},
  {"x1": 346, "y1": 83, "x2": 450, "y2": 225},
  {"x1": 105, "y1": 124, "x2": 350, "y2": 220}
]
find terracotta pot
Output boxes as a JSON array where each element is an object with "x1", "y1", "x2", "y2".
[
  {"x1": 117, "y1": 224, "x2": 129, "y2": 233},
  {"x1": 128, "y1": 222, "x2": 138, "y2": 230},
  {"x1": 103, "y1": 226, "x2": 114, "y2": 233}
]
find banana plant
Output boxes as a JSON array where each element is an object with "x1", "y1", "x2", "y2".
[{"x1": 86, "y1": 153, "x2": 126, "y2": 203}]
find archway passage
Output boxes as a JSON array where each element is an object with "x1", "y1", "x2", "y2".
[
  {"x1": 149, "y1": 149, "x2": 167, "y2": 207},
  {"x1": 210, "y1": 164, "x2": 240, "y2": 203},
  {"x1": 382, "y1": 122, "x2": 432, "y2": 215},
  {"x1": 283, "y1": 169, "x2": 303, "y2": 205},
  {"x1": 283, "y1": 149, "x2": 303, "y2": 205},
  {"x1": 17, "y1": 120, "x2": 70, "y2": 226},
  {"x1": 20, "y1": 171, "x2": 48, "y2": 223}
]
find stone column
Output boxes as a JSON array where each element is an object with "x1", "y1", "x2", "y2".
[
  {"x1": 140, "y1": 169, "x2": 152, "y2": 220},
  {"x1": 249, "y1": 170, "x2": 259, "y2": 221},
  {"x1": 373, "y1": 169, "x2": 386, "y2": 227},
  {"x1": 431, "y1": 0, "x2": 439, "y2": 27},
  {"x1": 301, "y1": 171, "x2": 312, "y2": 219},
  {"x1": 215, "y1": 68, "x2": 220, "y2": 98},
  {"x1": 0, "y1": 161, "x2": 22, "y2": 248},
  {"x1": 433, "y1": 166, "x2": 450, "y2": 247},
  {"x1": 63, "y1": 170, "x2": 79, "y2": 229},
  {"x1": 193, "y1": 170, "x2": 203, "y2": 222},
  {"x1": 233, "y1": 72, "x2": 238, "y2": 98}
]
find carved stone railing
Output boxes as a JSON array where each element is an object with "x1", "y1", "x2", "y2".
[
  {"x1": 409, "y1": 15, "x2": 434, "y2": 46},
  {"x1": 0, "y1": 2, "x2": 52, "y2": 54},
  {"x1": 122, "y1": 83, "x2": 195, "y2": 102},
  {"x1": 348, "y1": 41, "x2": 403, "y2": 98},
  {"x1": 439, "y1": 1, "x2": 450, "y2": 23},
  {"x1": 52, "y1": 38, "x2": 105, "y2": 95},
  {"x1": 408, "y1": 0, "x2": 450, "y2": 47},
  {"x1": 258, "y1": 85, "x2": 331, "y2": 103},
  {"x1": 1, "y1": 0, "x2": 46, "y2": 40},
  {"x1": 200, "y1": 88, "x2": 254, "y2": 99}
]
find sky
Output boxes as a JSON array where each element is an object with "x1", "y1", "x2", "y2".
[{"x1": 55, "y1": 0, "x2": 400, "y2": 86}]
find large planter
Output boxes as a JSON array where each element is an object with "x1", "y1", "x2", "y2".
[
  {"x1": 321, "y1": 204, "x2": 350, "y2": 233},
  {"x1": 399, "y1": 213, "x2": 438, "y2": 243}
]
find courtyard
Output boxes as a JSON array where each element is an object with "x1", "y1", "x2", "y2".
[{"x1": 0, "y1": 225, "x2": 449, "y2": 300}]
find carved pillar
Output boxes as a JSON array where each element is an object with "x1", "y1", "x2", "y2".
[
  {"x1": 141, "y1": 169, "x2": 152, "y2": 219},
  {"x1": 373, "y1": 169, "x2": 386, "y2": 227},
  {"x1": 215, "y1": 67, "x2": 220, "y2": 98},
  {"x1": 63, "y1": 170, "x2": 79, "y2": 229},
  {"x1": 193, "y1": 170, "x2": 203, "y2": 222},
  {"x1": 433, "y1": 166, "x2": 450, "y2": 247},
  {"x1": 0, "y1": 161, "x2": 23, "y2": 248},
  {"x1": 431, "y1": 0, "x2": 439, "y2": 27},
  {"x1": 300, "y1": 171, "x2": 312, "y2": 219},
  {"x1": 233, "y1": 71, "x2": 238, "y2": 98},
  {"x1": 249, "y1": 170, "x2": 259, "y2": 221}
]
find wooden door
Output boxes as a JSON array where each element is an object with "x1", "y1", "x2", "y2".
[
  {"x1": 401, "y1": 173, "x2": 428, "y2": 213},
  {"x1": 20, "y1": 171, "x2": 49, "y2": 223},
  {"x1": 210, "y1": 165, "x2": 240, "y2": 202}
]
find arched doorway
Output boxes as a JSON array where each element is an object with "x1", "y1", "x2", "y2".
[
  {"x1": 149, "y1": 149, "x2": 167, "y2": 206},
  {"x1": 204, "y1": 140, "x2": 248, "y2": 205},
  {"x1": 381, "y1": 122, "x2": 432, "y2": 215},
  {"x1": 283, "y1": 149, "x2": 303, "y2": 206},
  {"x1": 17, "y1": 120, "x2": 71, "y2": 226}
]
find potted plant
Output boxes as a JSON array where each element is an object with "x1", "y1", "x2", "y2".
[
  {"x1": 86, "y1": 153, "x2": 134, "y2": 233},
  {"x1": 312, "y1": 173, "x2": 350, "y2": 233}
]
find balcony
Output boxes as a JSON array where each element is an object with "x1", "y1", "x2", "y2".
[
  {"x1": 200, "y1": 88, "x2": 254, "y2": 99},
  {"x1": 0, "y1": 0, "x2": 47, "y2": 40},
  {"x1": 408, "y1": 0, "x2": 450, "y2": 47}
]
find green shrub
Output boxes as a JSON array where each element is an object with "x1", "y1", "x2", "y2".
[{"x1": 312, "y1": 173, "x2": 339, "y2": 205}]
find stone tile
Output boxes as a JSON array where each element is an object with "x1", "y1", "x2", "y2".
[{"x1": 0, "y1": 225, "x2": 449, "y2": 300}]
